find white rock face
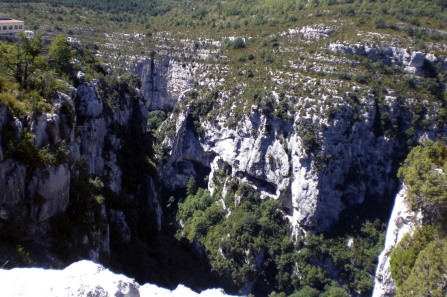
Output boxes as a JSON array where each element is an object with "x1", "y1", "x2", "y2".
[
  {"x1": 161, "y1": 97, "x2": 398, "y2": 232},
  {"x1": 134, "y1": 59, "x2": 195, "y2": 110},
  {"x1": 372, "y1": 187, "x2": 421, "y2": 297},
  {"x1": 79, "y1": 117, "x2": 107, "y2": 175},
  {"x1": 77, "y1": 81, "x2": 104, "y2": 117},
  {"x1": 0, "y1": 260, "x2": 238, "y2": 297},
  {"x1": 328, "y1": 43, "x2": 447, "y2": 74},
  {"x1": 287, "y1": 25, "x2": 334, "y2": 40}
]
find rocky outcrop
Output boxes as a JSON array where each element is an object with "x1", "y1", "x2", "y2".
[
  {"x1": 286, "y1": 25, "x2": 334, "y2": 40},
  {"x1": 328, "y1": 43, "x2": 447, "y2": 74},
  {"x1": 133, "y1": 58, "x2": 196, "y2": 111},
  {"x1": 0, "y1": 260, "x2": 238, "y2": 297},
  {"x1": 76, "y1": 81, "x2": 104, "y2": 118},
  {"x1": 372, "y1": 187, "x2": 421, "y2": 297},
  {"x1": 0, "y1": 103, "x2": 75, "y2": 231},
  {"x1": 160, "y1": 94, "x2": 404, "y2": 232}
]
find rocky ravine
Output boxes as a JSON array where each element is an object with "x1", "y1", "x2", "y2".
[
  {"x1": 143, "y1": 33, "x2": 446, "y2": 294},
  {"x1": 1, "y1": 22, "x2": 446, "y2": 295}
]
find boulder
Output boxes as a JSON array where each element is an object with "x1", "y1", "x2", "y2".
[{"x1": 0, "y1": 260, "x2": 239, "y2": 297}]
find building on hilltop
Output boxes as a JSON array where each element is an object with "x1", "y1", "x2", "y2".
[{"x1": 0, "y1": 14, "x2": 24, "y2": 37}]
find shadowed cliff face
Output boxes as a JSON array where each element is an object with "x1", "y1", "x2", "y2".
[
  {"x1": 0, "y1": 74, "x2": 161, "y2": 268},
  {"x1": 0, "y1": 66, "x2": 221, "y2": 292}
]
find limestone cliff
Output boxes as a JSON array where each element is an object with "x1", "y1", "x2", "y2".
[
  {"x1": 1, "y1": 17, "x2": 447, "y2": 295},
  {"x1": 0, "y1": 73, "x2": 160, "y2": 265},
  {"x1": 157, "y1": 73, "x2": 440, "y2": 233},
  {"x1": 133, "y1": 59, "x2": 196, "y2": 111},
  {"x1": 149, "y1": 24, "x2": 446, "y2": 235}
]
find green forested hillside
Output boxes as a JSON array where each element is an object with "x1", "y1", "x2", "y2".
[
  {"x1": 5, "y1": 0, "x2": 447, "y2": 24},
  {"x1": 3, "y1": 0, "x2": 447, "y2": 40}
]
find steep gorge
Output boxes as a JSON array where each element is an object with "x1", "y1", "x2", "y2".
[
  {"x1": 135, "y1": 34, "x2": 447, "y2": 294},
  {"x1": 1, "y1": 3, "x2": 447, "y2": 294}
]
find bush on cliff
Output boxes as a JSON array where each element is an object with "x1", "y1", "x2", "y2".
[
  {"x1": 391, "y1": 141, "x2": 447, "y2": 295},
  {"x1": 398, "y1": 141, "x2": 447, "y2": 220}
]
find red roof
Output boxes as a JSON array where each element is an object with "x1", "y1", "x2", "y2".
[{"x1": 0, "y1": 19, "x2": 23, "y2": 23}]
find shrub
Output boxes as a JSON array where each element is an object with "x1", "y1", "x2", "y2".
[
  {"x1": 237, "y1": 55, "x2": 246, "y2": 62},
  {"x1": 177, "y1": 181, "x2": 297, "y2": 294},
  {"x1": 300, "y1": 125, "x2": 320, "y2": 155},
  {"x1": 396, "y1": 238, "x2": 447, "y2": 297},
  {"x1": 5, "y1": 129, "x2": 68, "y2": 167},
  {"x1": 374, "y1": 17, "x2": 387, "y2": 29},
  {"x1": 60, "y1": 100, "x2": 75, "y2": 129},
  {"x1": 225, "y1": 37, "x2": 245, "y2": 50},
  {"x1": 147, "y1": 110, "x2": 167, "y2": 133}
]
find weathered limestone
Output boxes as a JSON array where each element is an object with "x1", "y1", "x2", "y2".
[
  {"x1": 28, "y1": 164, "x2": 71, "y2": 223},
  {"x1": 76, "y1": 81, "x2": 104, "y2": 118},
  {"x1": 328, "y1": 43, "x2": 447, "y2": 74},
  {"x1": 161, "y1": 96, "x2": 399, "y2": 232},
  {"x1": 134, "y1": 58, "x2": 195, "y2": 111},
  {"x1": 0, "y1": 76, "x2": 157, "y2": 262}
]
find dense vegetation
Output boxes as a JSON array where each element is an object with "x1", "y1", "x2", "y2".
[
  {"x1": 5, "y1": 0, "x2": 447, "y2": 29},
  {"x1": 398, "y1": 141, "x2": 447, "y2": 220},
  {"x1": 391, "y1": 141, "x2": 447, "y2": 297},
  {"x1": 0, "y1": 33, "x2": 79, "y2": 166},
  {"x1": 176, "y1": 171, "x2": 384, "y2": 296}
]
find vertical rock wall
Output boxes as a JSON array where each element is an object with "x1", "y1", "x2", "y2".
[
  {"x1": 133, "y1": 58, "x2": 196, "y2": 111},
  {"x1": 0, "y1": 75, "x2": 160, "y2": 264}
]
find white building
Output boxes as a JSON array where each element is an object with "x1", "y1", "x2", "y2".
[{"x1": 0, "y1": 14, "x2": 24, "y2": 36}]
